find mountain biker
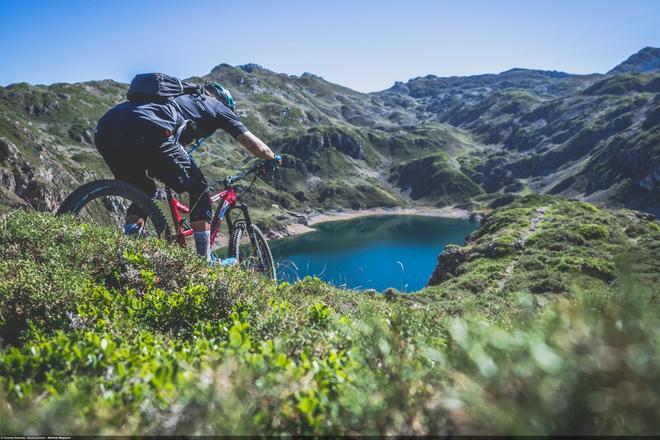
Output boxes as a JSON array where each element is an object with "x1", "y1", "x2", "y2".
[{"x1": 94, "y1": 79, "x2": 277, "y2": 265}]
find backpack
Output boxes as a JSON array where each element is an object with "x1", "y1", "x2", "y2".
[{"x1": 127, "y1": 73, "x2": 200, "y2": 103}]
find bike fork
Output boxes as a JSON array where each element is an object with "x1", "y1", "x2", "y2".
[
  {"x1": 232, "y1": 204, "x2": 265, "y2": 266},
  {"x1": 233, "y1": 204, "x2": 258, "y2": 246}
]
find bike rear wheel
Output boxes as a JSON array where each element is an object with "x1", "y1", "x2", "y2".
[
  {"x1": 57, "y1": 179, "x2": 169, "y2": 239},
  {"x1": 228, "y1": 219, "x2": 276, "y2": 281}
]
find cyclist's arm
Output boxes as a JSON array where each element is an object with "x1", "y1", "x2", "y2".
[
  {"x1": 200, "y1": 98, "x2": 275, "y2": 160},
  {"x1": 237, "y1": 131, "x2": 275, "y2": 160}
]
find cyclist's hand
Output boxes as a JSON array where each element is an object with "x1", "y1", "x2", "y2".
[
  {"x1": 265, "y1": 155, "x2": 282, "y2": 171},
  {"x1": 255, "y1": 157, "x2": 278, "y2": 177},
  {"x1": 253, "y1": 155, "x2": 281, "y2": 178}
]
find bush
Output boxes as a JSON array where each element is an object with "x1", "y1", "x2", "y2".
[
  {"x1": 0, "y1": 208, "x2": 659, "y2": 435},
  {"x1": 578, "y1": 224, "x2": 610, "y2": 240}
]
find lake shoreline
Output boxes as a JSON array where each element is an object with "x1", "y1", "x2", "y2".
[
  {"x1": 275, "y1": 206, "x2": 476, "y2": 238},
  {"x1": 271, "y1": 211, "x2": 481, "y2": 292}
]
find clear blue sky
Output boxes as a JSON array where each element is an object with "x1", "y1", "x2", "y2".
[{"x1": 1, "y1": 0, "x2": 659, "y2": 92}]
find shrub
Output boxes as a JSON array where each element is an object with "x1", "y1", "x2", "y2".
[
  {"x1": 1, "y1": 206, "x2": 658, "y2": 435},
  {"x1": 578, "y1": 224, "x2": 610, "y2": 240}
]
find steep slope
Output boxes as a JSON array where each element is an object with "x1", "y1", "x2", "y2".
[
  {"x1": 378, "y1": 50, "x2": 660, "y2": 215},
  {"x1": 1, "y1": 200, "x2": 658, "y2": 434},
  {"x1": 427, "y1": 194, "x2": 659, "y2": 298},
  {"x1": 608, "y1": 46, "x2": 660, "y2": 74}
]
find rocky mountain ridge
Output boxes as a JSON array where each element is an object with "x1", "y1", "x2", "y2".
[
  {"x1": 0, "y1": 47, "x2": 658, "y2": 224},
  {"x1": 608, "y1": 46, "x2": 660, "y2": 74},
  {"x1": 377, "y1": 47, "x2": 660, "y2": 215}
]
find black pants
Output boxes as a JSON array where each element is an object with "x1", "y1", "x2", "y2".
[{"x1": 94, "y1": 114, "x2": 212, "y2": 222}]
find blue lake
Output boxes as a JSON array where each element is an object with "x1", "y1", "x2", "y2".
[{"x1": 270, "y1": 215, "x2": 478, "y2": 292}]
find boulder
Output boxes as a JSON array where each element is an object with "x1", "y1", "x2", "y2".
[{"x1": 427, "y1": 244, "x2": 468, "y2": 286}]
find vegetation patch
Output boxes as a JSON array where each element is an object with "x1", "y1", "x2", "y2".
[{"x1": 0, "y1": 196, "x2": 659, "y2": 435}]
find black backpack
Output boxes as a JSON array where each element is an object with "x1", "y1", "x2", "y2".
[{"x1": 127, "y1": 73, "x2": 200, "y2": 103}]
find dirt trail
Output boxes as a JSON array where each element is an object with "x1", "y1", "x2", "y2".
[{"x1": 493, "y1": 206, "x2": 548, "y2": 293}]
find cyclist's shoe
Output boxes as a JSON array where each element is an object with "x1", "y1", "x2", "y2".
[
  {"x1": 124, "y1": 222, "x2": 143, "y2": 236},
  {"x1": 210, "y1": 254, "x2": 238, "y2": 267},
  {"x1": 220, "y1": 257, "x2": 238, "y2": 267}
]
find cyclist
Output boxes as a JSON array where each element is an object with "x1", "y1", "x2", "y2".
[{"x1": 94, "y1": 80, "x2": 277, "y2": 264}]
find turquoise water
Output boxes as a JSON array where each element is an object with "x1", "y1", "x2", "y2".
[{"x1": 270, "y1": 215, "x2": 478, "y2": 292}]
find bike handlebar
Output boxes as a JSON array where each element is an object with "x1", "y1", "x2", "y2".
[
  {"x1": 224, "y1": 155, "x2": 282, "y2": 187},
  {"x1": 184, "y1": 134, "x2": 282, "y2": 189}
]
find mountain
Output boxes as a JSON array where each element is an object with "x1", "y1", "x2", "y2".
[
  {"x1": 0, "y1": 80, "x2": 126, "y2": 211},
  {"x1": 378, "y1": 52, "x2": 660, "y2": 216},
  {"x1": 608, "y1": 46, "x2": 660, "y2": 74},
  {"x1": 0, "y1": 48, "x2": 659, "y2": 226},
  {"x1": 0, "y1": 65, "x2": 484, "y2": 227}
]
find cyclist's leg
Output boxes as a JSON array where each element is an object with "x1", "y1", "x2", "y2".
[
  {"x1": 188, "y1": 176, "x2": 213, "y2": 260},
  {"x1": 122, "y1": 174, "x2": 157, "y2": 234},
  {"x1": 94, "y1": 111, "x2": 166, "y2": 234},
  {"x1": 147, "y1": 140, "x2": 213, "y2": 259}
]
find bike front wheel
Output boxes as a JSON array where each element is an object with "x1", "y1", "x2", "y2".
[{"x1": 227, "y1": 219, "x2": 276, "y2": 282}]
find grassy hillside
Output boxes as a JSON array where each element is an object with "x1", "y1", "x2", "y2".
[
  {"x1": 381, "y1": 67, "x2": 660, "y2": 215},
  {"x1": 0, "y1": 65, "x2": 483, "y2": 230},
  {"x1": 1, "y1": 197, "x2": 658, "y2": 435}
]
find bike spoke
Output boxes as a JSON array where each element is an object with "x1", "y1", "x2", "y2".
[
  {"x1": 75, "y1": 195, "x2": 129, "y2": 231},
  {"x1": 231, "y1": 226, "x2": 272, "y2": 277},
  {"x1": 72, "y1": 194, "x2": 154, "y2": 237}
]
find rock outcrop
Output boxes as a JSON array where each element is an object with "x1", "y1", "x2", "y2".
[
  {"x1": 428, "y1": 244, "x2": 468, "y2": 286},
  {"x1": 0, "y1": 138, "x2": 70, "y2": 211},
  {"x1": 280, "y1": 128, "x2": 364, "y2": 160},
  {"x1": 608, "y1": 47, "x2": 660, "y2": 74}
]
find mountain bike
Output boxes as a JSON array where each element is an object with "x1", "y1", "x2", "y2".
[{"x1": 56, "y1": 138, "x2": 280, "y2": 281}]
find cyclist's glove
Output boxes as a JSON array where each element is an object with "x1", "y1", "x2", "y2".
[
  {"x1": 254, "y1": 155, "x2": 281, "y2": 179},
  {"x1": 261, "y1": 155, "x2": 283, "y2": 175}
]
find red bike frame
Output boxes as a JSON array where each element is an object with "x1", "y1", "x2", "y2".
[
  {"x1": 163, "y1": 139, "x2": 270, "y2": 251},
  {"x1": 165, "y1": 186, "x2": 243, "y2": 247}
]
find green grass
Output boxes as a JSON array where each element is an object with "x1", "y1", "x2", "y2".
[
  {"x1": 0, "y1": 65, "x2": 659, "y2": 433},
  {"x1": 0, "y1": 201, "x2": 658, "y2": 435},
  {"x1": 389, "y1": 152, "x2": 484, "y2": 205},
  {"x1": 428, "y1": 195, "x2": 659, "y2": 300}
]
